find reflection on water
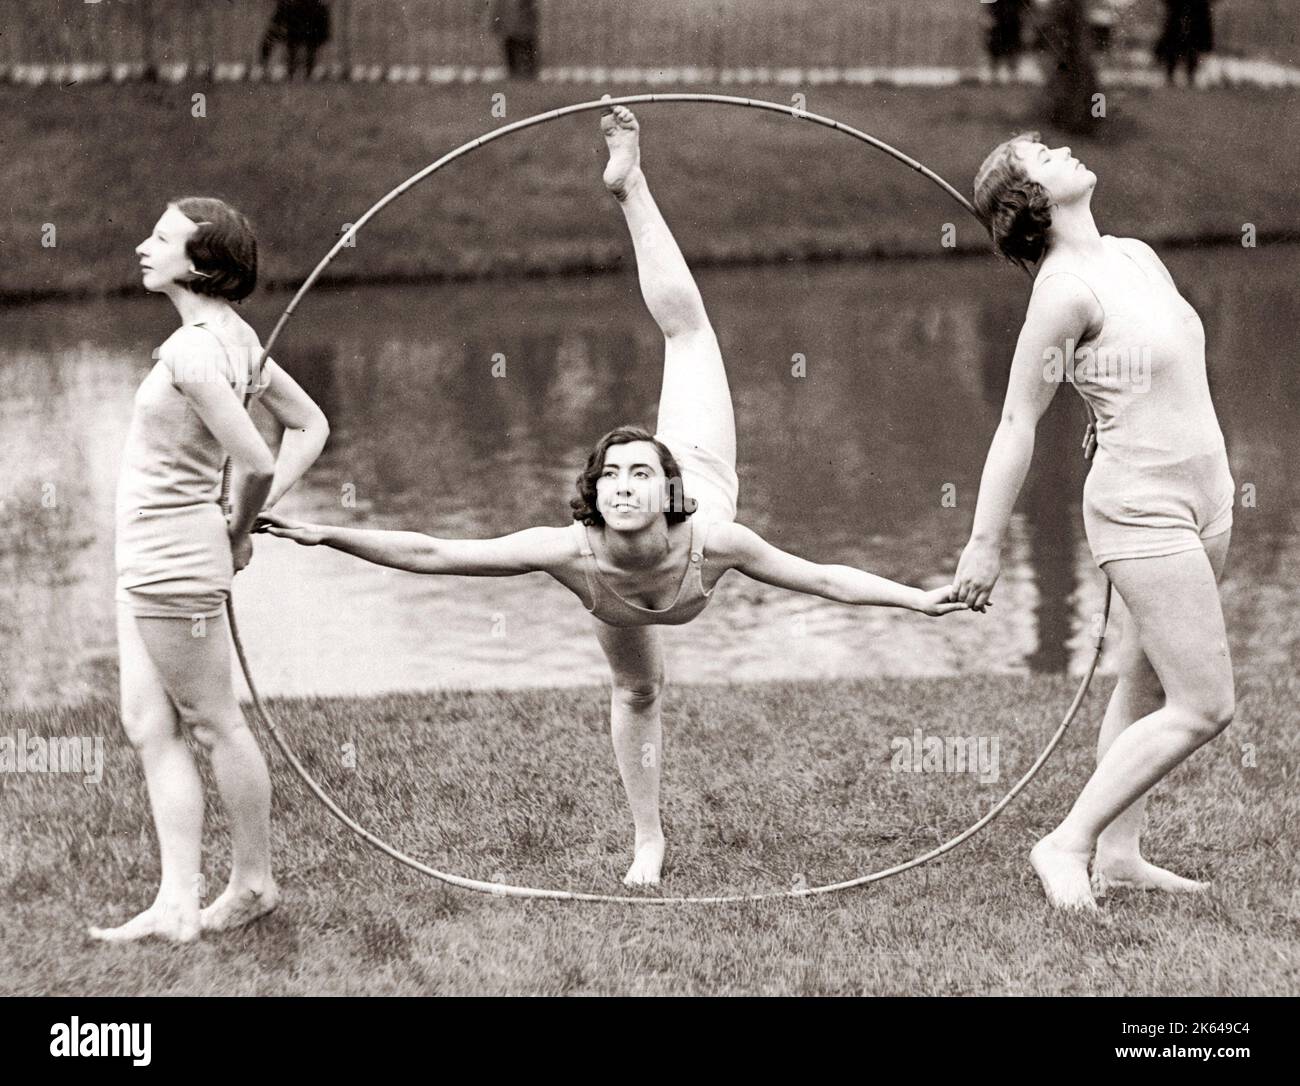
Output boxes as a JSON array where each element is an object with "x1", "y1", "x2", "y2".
[{"x1": 2, "y1": 247, "x2": 1298, "y2": 707}]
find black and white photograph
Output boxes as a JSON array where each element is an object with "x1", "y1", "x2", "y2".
[{"x1": 1, "y1": 0, "x2": 1296, "y2": 1043}]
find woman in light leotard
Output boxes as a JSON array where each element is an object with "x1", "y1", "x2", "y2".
[
  {"x1": 91, "y1": 197, "x2": 330, "y2": 942},
  {"x1": 260, "y1": 105, "x2": 971, "y2": 887},
  {"x1": 957, "y1": 132, "x2": 1235, "y2": 910}
]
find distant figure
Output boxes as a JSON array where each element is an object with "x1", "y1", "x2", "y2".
[
  {"x1": 1155, "y1": 0, "x2": 1215, "y2": 86},
  {"x1": 260, "y1": 0, "x2": 332, "y2": 80},
  {"x1": 985, "y1": 0, "x2": 1027, "y2": 84},
  {"x1": 487, "y1": 0, "x2": 540, "y2": 79}
]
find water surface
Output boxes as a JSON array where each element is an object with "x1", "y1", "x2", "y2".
[{"x1": 2, "y1": 246, "x2": 1297, "y2": 707}]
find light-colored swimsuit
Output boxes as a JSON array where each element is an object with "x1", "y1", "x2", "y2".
[
  {"x1": 1039, "y1": 236, "x2": 1233, "y2": 567},
  {"x1": 572, "y1": 517, "x2": 718, "y2": 627},
  {"x1": 115, "y1": 320, "x2": 271, "y2": 617}
]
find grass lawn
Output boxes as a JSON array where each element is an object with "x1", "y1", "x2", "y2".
[
  {"x1": 5, "y1": 79, "x2": 1298, "y2": 298},
  {"x1": 2, "y1": 667, "x2": 1296, "y2": 996}
]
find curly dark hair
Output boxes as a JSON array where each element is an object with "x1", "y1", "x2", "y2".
[
  {"x1": 169, "y1": 195, "x2": 258, "y2": 301},
  {"x1": 972, "y1": 131, "x2": 1052, "y2": 273},
  {"x1": 570, "y1": 426, "x2": 695, "y2": 527}
]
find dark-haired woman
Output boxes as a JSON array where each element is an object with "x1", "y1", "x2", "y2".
[
  {"x1": 90, "y1": 198, "x2": 330, "y2": 942},
  {"x1": 260, "y1": 106, "x2": 968, "y2": 887},
  {"x1": 958, "y1": 134, "x2": 1235, "y2": 910}
]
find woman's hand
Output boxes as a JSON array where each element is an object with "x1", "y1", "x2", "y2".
[
  {"x1": 954, "y1": 540, "x2": 1001, "y2": 612},
  {"x1": 916, "y1": 583, "x2": 978, "y2": 617},
  {"x1": 254, "y1": 511, "x2": 327, "y2": 546}
]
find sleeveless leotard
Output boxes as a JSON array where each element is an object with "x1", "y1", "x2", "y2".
[
  {"x1": 572, "y1": 517, "x2": 717, "y2": 627},
  {"x1": 115, "y1": 320, "x2": 272, "y2": 617},
  {"x1": 1036, "y1": 236, "x2": 1234, "y2": 566}
]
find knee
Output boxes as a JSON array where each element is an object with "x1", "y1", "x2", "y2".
[
  {"x1": 174, "y1": 699, "x2": 241, "y2": 750},
  {"x1": 119, "y1": 707, "x2": 182, "y2": 753},
  {"x1": 1135, "y1": 682, "x2": 1165, "y2": 718},
  {"x1": 1183, "y1": 687, "x2": 1235, "y2": 741},
  {"x1": 661, "y1": 304, "x2": 713, "y2": 341},
  {"x1": 613, "y1": 676, "x2": 665, "y2": 712}
]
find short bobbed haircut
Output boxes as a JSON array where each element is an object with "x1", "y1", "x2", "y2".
[
  {"x1": 169, "y1": 195, "x2": 258, "y2": 301},
  {"x1": 972, "y1": 131, "x2": 1052, "y2": 272},
  {"x1": 570, "y1": 426, "x2": 695, "y2": 527}
]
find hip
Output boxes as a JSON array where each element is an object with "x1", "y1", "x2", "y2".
[
  {"x1": 115, "y1": 502, "x2": 232, "y2": 577},
  {"x1": 1083, "y1": 447, "x2": 1234, "y2": 522}
]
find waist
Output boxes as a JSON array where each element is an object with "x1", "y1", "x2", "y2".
[
  {"x1": 1089, "y1": 444, "x2": 1232, "y2": 483},
  {"x1": 1092, "y1": 427, "x2": 1226, "y2": 468},
  {"x1": 117, "y1": 499, "x2": 225, "y2": 533}
]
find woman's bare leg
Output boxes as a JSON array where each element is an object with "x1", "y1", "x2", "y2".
[
  {"x1": 132, "y1": 610, "x2": 279, "y2": 931},
  {"x1": 89, "y1": 608, "x2": 203, "y2": 943},
  {"x1": 592, "y1": 619, "x2": 667, "y2": 886},
  {"x1": 602, "y1": 104, "x2": 737, "y2": 484},
  {"x1": 1031, "y1": 539, "x2": 1234, "y2": 909},
  {"x1": 1089, "y1": 530, "x2": 1229, "y2": 895}
]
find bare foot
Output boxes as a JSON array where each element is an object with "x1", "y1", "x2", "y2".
[
  {"x1": 199, "y1": 882, "x2": 280, "y2": 932},
  {"x1": 600, "y1": 99, "x2": 643, "y2": 200},
  {"x1": 623, "y1": 835, "x2": 664, "y2": 886},
  {"x1": 88, "y1": 900, "x2": 200, "y2": 944},
  {"x1": 1030, "y1": 834, "x2": 1098, "y2": 911},
  {"x1": 1092, "y1": 856, "x2": 1209, "y2": 897}
]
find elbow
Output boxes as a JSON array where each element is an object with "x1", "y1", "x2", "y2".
[
  {"x1": 415, "y1": 536, "x2": 442, "y2": 573},
  {"x1": 998, "y1": 412, "x2": 1036, "y2": 443},
  {"x1": 817, "y1": 567, "x2": 846, "y2": 603},
  {"x1": 298, "y1": 409, "x2": 330, "y2": 454},
  {"x1": 287, "y1": 410, "x2": 330, "y2": 446}
]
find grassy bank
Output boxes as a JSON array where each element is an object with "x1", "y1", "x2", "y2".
[
  {"x1": 4, "y1": 79, "x2": 1297, "y2": 299},
  {"x1": 2, "y1": 670, "x2": 1296, "y2": 996}
]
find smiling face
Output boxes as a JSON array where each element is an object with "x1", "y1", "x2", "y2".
[
  {"x1": 596, "y1": 440, "x2": 671, "y2": 531},
  {"x1": 1012, "y1": 139, "x2": 1096, "y2": 205},
  {"x1": 135, "y1": 205, "x2": 202, "y2": 294}
]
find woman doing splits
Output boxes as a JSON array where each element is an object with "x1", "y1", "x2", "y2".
[{"x1": 261, "y1": 106, "x2": 969, "y2": 887}]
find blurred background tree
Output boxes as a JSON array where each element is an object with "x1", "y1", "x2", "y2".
[{"x1": 1042, "y1": 0, "x2": 1103, "y2": 133}]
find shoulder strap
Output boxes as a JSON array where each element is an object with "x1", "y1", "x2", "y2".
[
  {"x1": 571, "y1": 522, "x2": 599, "y2": 613},
  {"x1": 572, "y1": 521, "x2": 594, "y2": 557},
  {"x1": 192, "y1": 321, "x2": 266, "y2": 403},
  {"x1": 188, "y1": 322, "x2": 235, "y2": 381}
]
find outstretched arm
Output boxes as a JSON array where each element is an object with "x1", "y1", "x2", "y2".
[
  {"x1": 715, "y1": 522, "x2": 966, "y2": 616},
  {"x1": 256, "y1": 513, "x2": 570, "y2": 576},
  {"x1": 954, "y1": 273, "x2": 1101, "y2": 610}
]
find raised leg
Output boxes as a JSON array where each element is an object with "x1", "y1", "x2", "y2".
[
  {"x1": 1031, "y1": 536, "x2": 1234, "y2": 910},
  {"x1": 592, "y1": 619, "x2": 666, "y2": 886},
  {"x1": 133, "y1": 610, "x2": 280, "y2": 932},
  {"x1": 602, "y1": 104, "x2": 737, "y2": 483},
  {"x1": 89, "y1": 607, "x2": 203, "y2": 944}
]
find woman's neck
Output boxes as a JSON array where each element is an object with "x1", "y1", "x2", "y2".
[
  {"x1": 166, "y1": 286, "x2": 230, "y2": 328},
  {"x1": 603, "y1": 518, "x2": 672, "y2": 570},
  {"x1": 1042, "y1": 199, "x2": 1106, "y2": 263}
]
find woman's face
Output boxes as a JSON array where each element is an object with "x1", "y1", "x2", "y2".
[
  {"x1": 1013, "y1": 139, "x2": 1096, "y2": 205},
  {"x1": 597, "y1": 440, "x2": 670, "y2": 531},
  {"x1": 135, "y1": 205, "x2": 201, "y2": 293}
]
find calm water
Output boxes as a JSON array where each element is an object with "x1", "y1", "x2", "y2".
[{"x1": 2, "y1": 247, "x2": 1298, "y2": 708}]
